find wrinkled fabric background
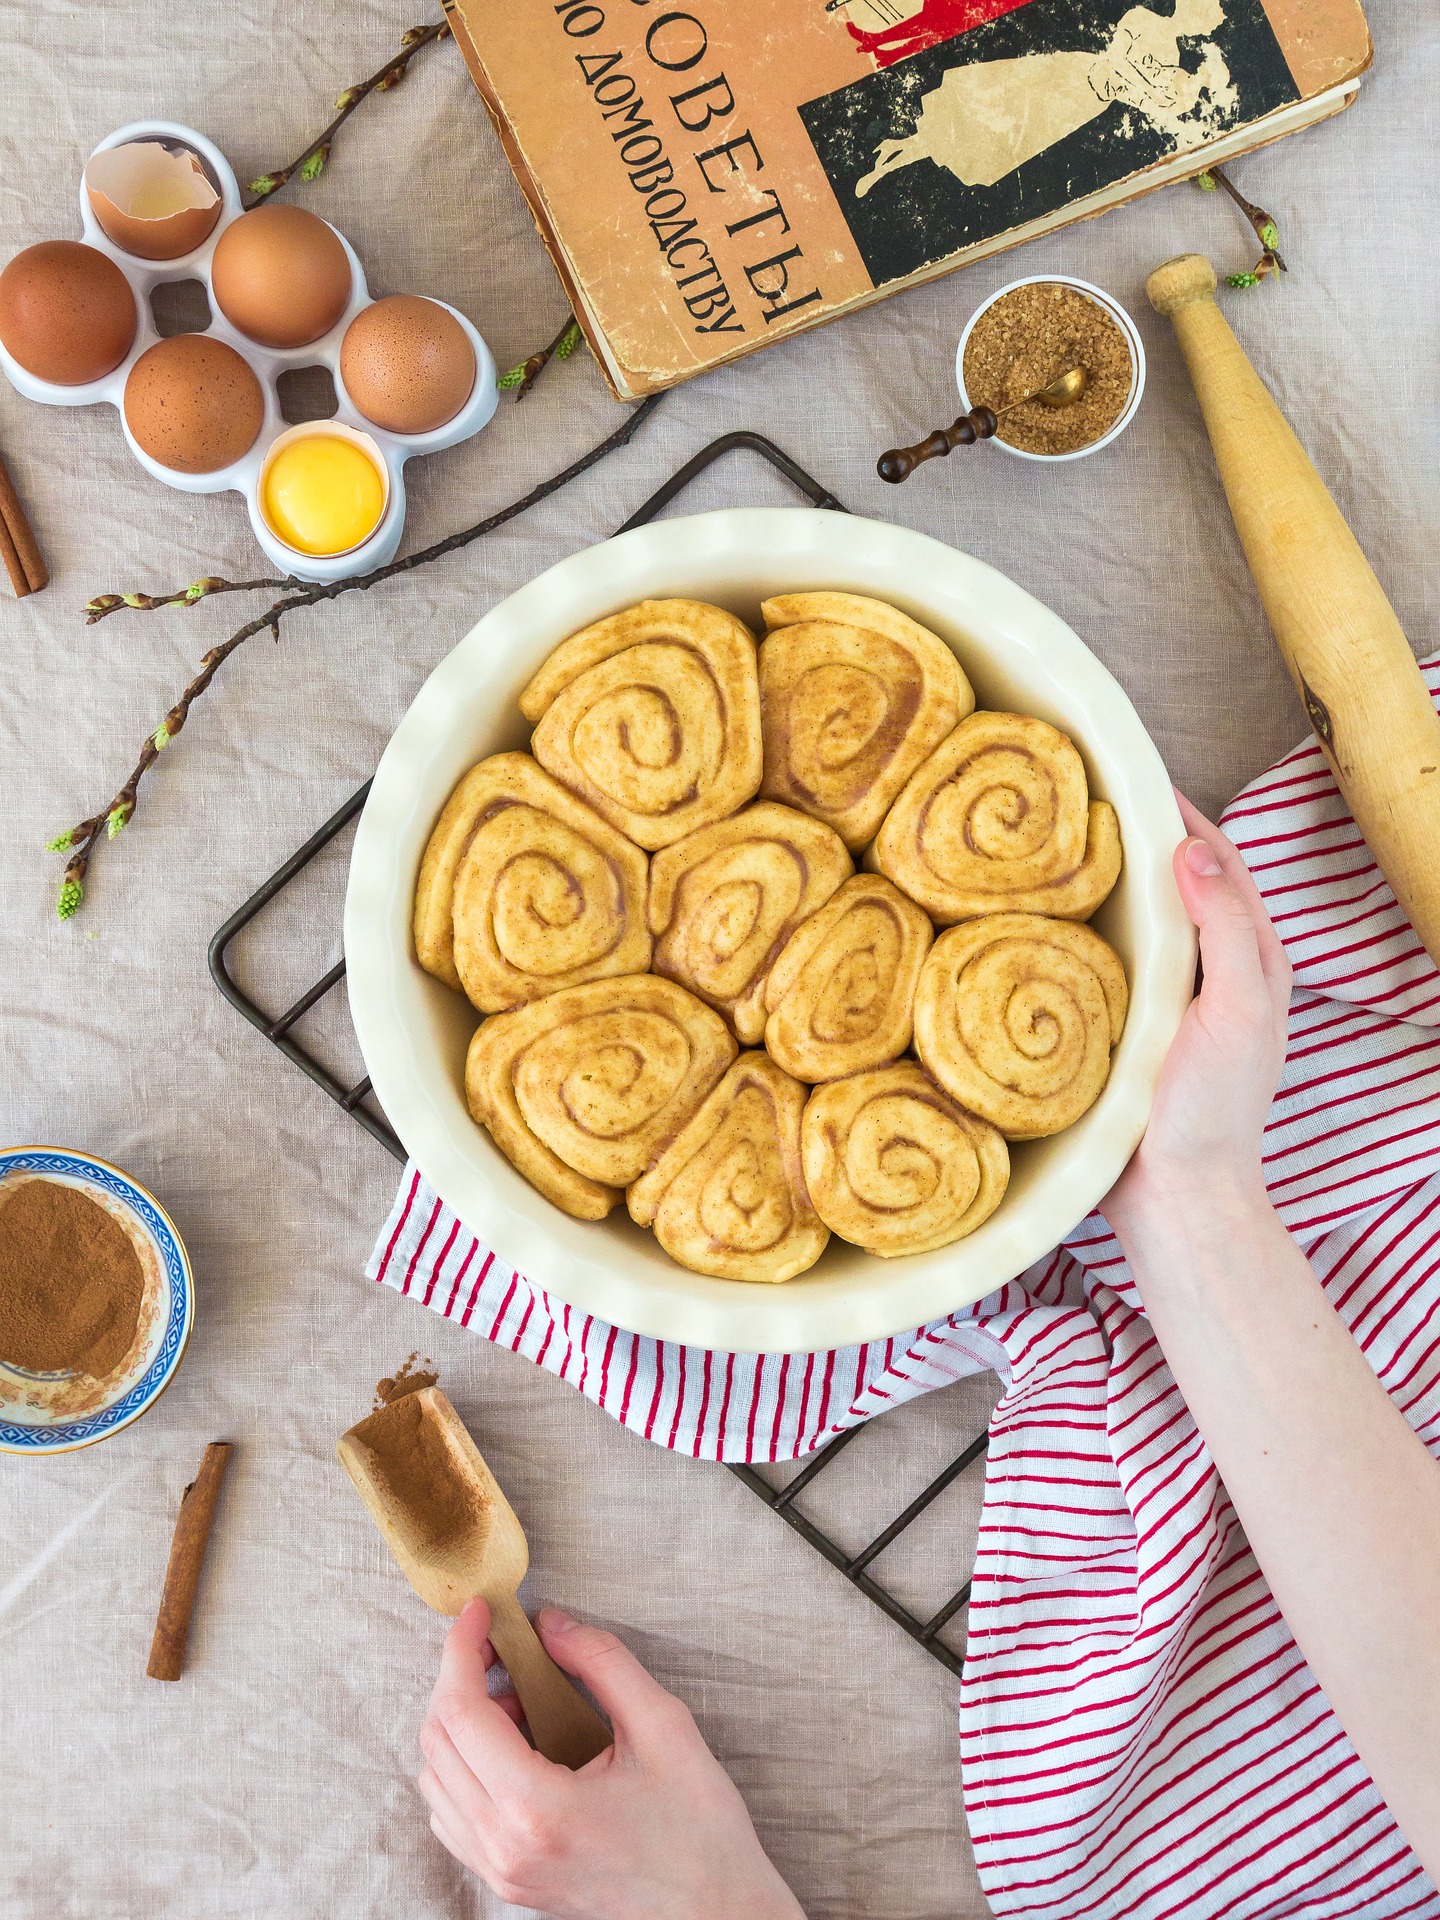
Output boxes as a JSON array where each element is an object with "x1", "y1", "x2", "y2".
[{"x1": 0, "y1": 4, "x2": 1435, "y2": 1916}]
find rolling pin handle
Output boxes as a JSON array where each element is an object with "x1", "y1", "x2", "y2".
[
  {"x1": 1146, "y1": 245, "x2": 1440, "y2": 967},
  {"x1": 1145, "y1": 252, "x2": 1219, "y2": 318}
]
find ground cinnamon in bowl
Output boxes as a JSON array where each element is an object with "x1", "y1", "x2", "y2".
[
  {"x1": 962, "y1": 282, "x2": 1135, "y2": 456},
  {"x1": 0, "y1": 1178, "x2": 145, "y2": 1378}
]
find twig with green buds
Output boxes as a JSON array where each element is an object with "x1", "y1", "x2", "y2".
[
  {"x1": 245, "y1": 19, "x2": 451, "y2": 205},
  {"x1": 48, "y1": 393, "x2": 666, "y2": 918},
  {"x1": 498, "y1": 318, "x2": 585, "y2": 399},
  {"x1": 236, "y1": 14, "x2": 584, "y2": 405},
  {"x1": 1194, "y1": 165, "x2": 1286, "y2": 289},
  {"x1": 82, "y1": 576, "x2": 291, "y2": 625}
]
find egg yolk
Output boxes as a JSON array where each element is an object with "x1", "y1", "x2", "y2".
[{"x1": 261, "y1": 436, "x2": 385, "y2": 556}]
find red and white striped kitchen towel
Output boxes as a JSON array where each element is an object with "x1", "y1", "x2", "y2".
[{"x1": 370, "y1": 661, "x2": 1440, "y2": 1918}]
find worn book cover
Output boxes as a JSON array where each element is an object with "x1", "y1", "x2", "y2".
[{"x1": 444, "y1": 0, "x2": 1371, "y2": 397}]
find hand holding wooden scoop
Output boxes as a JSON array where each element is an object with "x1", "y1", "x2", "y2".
[{"x1": 338, "y1": 1387, "x2": 612, "y2": 1769}]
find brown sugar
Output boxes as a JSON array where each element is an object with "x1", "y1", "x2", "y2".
[
  {"x1": 350, "y1": 1391, "x2": 486, "y2": 1552},
  {"x1": 963, "y1": 283, "x2": 1133, "y2": 456},
  {"x1": 0, "y1": 1178, "x2": 145, "y2": 1379}
]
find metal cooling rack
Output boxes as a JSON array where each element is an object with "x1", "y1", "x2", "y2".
[{"x1": 209, "y1": 431, "x2": 987, "y2": 1675}]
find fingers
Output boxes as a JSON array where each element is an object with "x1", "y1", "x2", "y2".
[
  {"x1": 469, "y1": 1619, "x2": 527, "y2": 1728},
  {"x1": 1174, "y1": 793, "x2": 1292, "y2": 1011},
  {"x1": 429, "y1": 1597, "x2": 549, "y2": 1798},
  {"x1": 421, "y1": 1717, "x2": 499, "y2": 1837},
  {"x1": 537, "y1": 1609, "x2": 682, "y2": 1742},
  {"x1": 494, "y1": 1687, "x2": 526, "y2": 1729},
  {"x1": 420, "y1": 1773, "x2": 488, "y2": 1879}
]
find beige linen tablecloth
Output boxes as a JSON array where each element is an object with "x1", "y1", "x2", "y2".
[{"x1": 1, "y1": 4, "x2": 1435, "y2": 1915}]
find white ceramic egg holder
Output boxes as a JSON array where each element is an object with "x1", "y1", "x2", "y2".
[{"x1": 0, "y1": 121, "x2": 499, "y2": 582}]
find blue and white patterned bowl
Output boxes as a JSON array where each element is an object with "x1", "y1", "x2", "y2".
[{"x1": 0, "y1": 1148, "x2": 193, "y2": 1454}]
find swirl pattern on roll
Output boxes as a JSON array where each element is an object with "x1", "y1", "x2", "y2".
[
  {"x1": 912, "y1": 913, "x2": 1128, "y2": 1139},
  {"x1": 801, "y1": 1063, "x2": 1009, "y2": 1257},
  {"x1": 466, "y1": 975, "x2": 737, "y2": 1218},
  {"x1": 875, "y1": 711, "x2": 1122, "y2": 925},
  {"x1": 763, "y1": 874, "x2": 933, "y2": 1083},
  {"x1": 420, "y1": 753, "x2": 651, "y2": 1014},
  {"x1": 627, "y1": 1052, "x2": 829, "y2": 1283},
  {"x1": 519, "y1": 598, "x2": 763, "y2": 851},
  {"x1": 649, "y1": 802, "x2": 853, "y2": 1043},
  {"x1": 757, "y1": 591, "x2": 972, "y2": 851}
]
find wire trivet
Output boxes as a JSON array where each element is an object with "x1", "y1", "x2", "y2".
[{"x1": 210, "y1": 431, "x2": 987, "y2": 1675}]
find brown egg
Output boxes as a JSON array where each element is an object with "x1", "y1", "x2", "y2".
[
  {"x1": 210, "y1": 205, "x2": 352, "y2": 349},
  {"x1": 85, "y1": 142, "x2": 222, "y2": 262},
  {"x1": 123, "y1": 335, "x2": 265, "y2": 474},
  {"x1": 340, "y1": 295, "x2": 476, "y2": 435},
  {"x1": 0, "y1": 240, "x2": 137, "y2": 386}
]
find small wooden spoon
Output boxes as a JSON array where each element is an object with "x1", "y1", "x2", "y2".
[
  {"x1": 338, "y1": 1386, "x2": 612, "y2": 1768},
  {"x1": 877, "y1": 367, "x2": 1090, "y2": 482}
]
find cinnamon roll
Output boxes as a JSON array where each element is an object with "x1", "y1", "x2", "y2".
[
  {"x1": 627, "y1": 1052, "x2": 829, "y2": 1283},
  {"x1": 875, "y1": 711, "x2": 1122, "y2": 924},
  {"x1": 519, "y1": 598, "x2": 763, "y2": 850},
  {"x1": 912, "y1": 913, "x2": 1128, "y2": 1139},
  {"x1": 419, "y1": 753, "x2": 650, "y2": 1013},
  {"x1": 466, "y1": 975, "x2": 737, "y2": 1217},
  {"x1": 649, "y1": 802, "x2": 853, "y2": 1042},
  {"x1": 763, "y1": 874, "x2": 933, "y2": 1083},
  {"x1": 801, "y1": 1063, "x2": 1009, "y2": 1256},
  {"x1": 758, "y1": 591, "x2": 972, "y2": 851}
]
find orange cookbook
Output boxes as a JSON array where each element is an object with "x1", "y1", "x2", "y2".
[{"x1": 443, "y1": 0, "x2": 1371, "y2": 397}]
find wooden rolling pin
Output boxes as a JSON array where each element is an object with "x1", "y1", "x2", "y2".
[{"x1": 1146, "y1": 253, "x2": 1440, "y2": 964}]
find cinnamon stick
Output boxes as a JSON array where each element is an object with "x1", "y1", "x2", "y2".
[
  {"x1": 0, "y1": 448, "x2": 48, "y2": 596},
  {"x1": 147, "y1": 1441, "x2": 233, "y2": 1682}
]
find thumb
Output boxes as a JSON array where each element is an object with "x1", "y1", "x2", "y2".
[
  {"x1": 443, "y1": 1595, "x2": 493, "y2": 1684},
  {"x1": 429, "y1": 1596, "x2": 492, "y2": 1720},
  {"x1": 430, "y1": 1596, "x2": 541, "y2": 1791},
  {"x1": 1174, "y1": 835, "x2": 1268, "y2": 1007},
  {"x1": 536, "y1": 1609, "x2": 679, "y2": 1739}
]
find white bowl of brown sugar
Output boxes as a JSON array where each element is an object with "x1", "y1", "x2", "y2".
[
  {"x1": 0, "y1": 1148, "x2": 194, "y2": 1454},
  {"x1": 956, "y1": 275, "x2": 1145, "y2": 462}
]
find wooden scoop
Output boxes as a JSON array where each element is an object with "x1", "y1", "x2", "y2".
[{"x1": 338, "y1": 1387, "x2": 612, "y2": 1768}]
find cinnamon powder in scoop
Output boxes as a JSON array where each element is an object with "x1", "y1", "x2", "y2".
[
  {"x1": 350, "y1": 1391, "x2": 486, "y2": 1551},
  {"x1": 0, "y1": 1179, "x2": 145, "y2": 1378}
]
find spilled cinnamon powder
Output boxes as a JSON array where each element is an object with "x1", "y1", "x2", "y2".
[
  {"x1": 373, "y1": 1352, "x2": 438, "y2": 1410},
  {"x1": 0, "y1": 1178, "x2": 145, "y2": 1378},
  {"x1": 352, "y1": 1380, "x2": 485, "y2": 1551}
]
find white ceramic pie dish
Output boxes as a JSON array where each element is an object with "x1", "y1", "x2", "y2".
[{"x1": 345, "y1": 507, "x2": 1196, "y2": 1354}]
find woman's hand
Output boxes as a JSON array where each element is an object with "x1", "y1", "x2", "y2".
[
  {"x1": 1098, "y1": 798, "x2": 1440, "y2": 1881},
  {"x1": 1106, "y1": 794, "x2": 1291, "y2": 1229},
  {"x1": 417, "y1": 1599, "x2": 805, "y2": 1920}
]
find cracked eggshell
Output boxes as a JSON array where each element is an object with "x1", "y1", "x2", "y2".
[{"x1": 85, "y1": 142, "x2": 222, "y2": 261}]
